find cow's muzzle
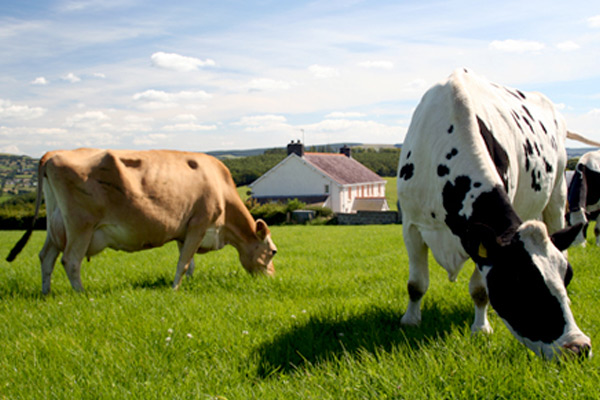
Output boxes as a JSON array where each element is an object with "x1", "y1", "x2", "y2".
[{"x1": 562, "y1": 339, "x2": 592, "y2": 359}]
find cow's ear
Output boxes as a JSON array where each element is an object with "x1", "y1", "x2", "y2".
[
  {"x1": 466, "y1": 223, "x2": 500, "y2": 265},
  {"x1": 256, "y1": 219, "x2": 270, "y2": 241},
  {"x1": 550, "y1": 223, "x2": 584, "y2": 251}
]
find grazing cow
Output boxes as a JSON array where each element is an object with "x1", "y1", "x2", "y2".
[
  {"x1": 397, "y1": 69, "x2": 592, "y2": 359},
  {"x1": 567, "y1": 149, "x2": 600, "y2": 246},
  {"x1": 6, "y1": 148, "x2": 277, "y2": 294}
]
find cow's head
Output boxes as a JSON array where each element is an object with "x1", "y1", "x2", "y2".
[
  {"x1": 468, "y1": 220, "x2": 591, "y2": 360},
  {"x1": 239, "y1": 219, "x2": 277, "y2": 276}
]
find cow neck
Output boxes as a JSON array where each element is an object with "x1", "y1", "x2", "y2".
[{"x1": 222, "y1": 198, "x2": 259, "y2": 250}]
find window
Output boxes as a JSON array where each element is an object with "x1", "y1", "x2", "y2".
[{"x1": 324, "y1": 184, "x2": 330, "y2": 194}]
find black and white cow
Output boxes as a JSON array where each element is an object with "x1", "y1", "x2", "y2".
[
  {"x1": 567, "y1": 149, "x2": 600, "y2": 246},
  {"x1": 397, "y1": 68, "x2": 592, "y2": 359}
]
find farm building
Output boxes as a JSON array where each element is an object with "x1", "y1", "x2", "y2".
[{"x1": 249, "y1": 141, "x2": 389, "y2": 213}]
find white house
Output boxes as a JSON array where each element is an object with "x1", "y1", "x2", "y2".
[{"x1": 249, "y1": 141, "x2": 389, "y2": 213}]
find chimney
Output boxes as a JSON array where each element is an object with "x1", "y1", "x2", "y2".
[
  {"x1": 287, "y1": 140, "x2": 304, "y2": 157},
  {"x1": 340, "y1": 145, "x2": 351, "y2": 158}
]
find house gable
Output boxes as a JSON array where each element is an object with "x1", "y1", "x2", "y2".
[{"x1": 249, "y1": 154, "x2": 337, "y2": 197}]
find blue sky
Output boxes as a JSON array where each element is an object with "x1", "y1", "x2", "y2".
[{"x1": 1, "y1": 0, "x2": 599, "y2": 157}]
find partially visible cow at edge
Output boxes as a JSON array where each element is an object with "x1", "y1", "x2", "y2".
[
  {"x1": 397, "y1": 68, "x2": 592, "y2": 359},
  {"x1": 567, "y1": 149, "x2": 600, "y2": 246},
  {"x1": 6, "y1": 148, "x2": 277, "y2": 294}
]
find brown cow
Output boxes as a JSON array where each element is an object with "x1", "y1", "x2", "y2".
[{"x1": 6, "y1": 148, "x2": 277, "y2": 294}]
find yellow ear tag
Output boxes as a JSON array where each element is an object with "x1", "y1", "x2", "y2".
[{"x1": 478, "y1": 243, "x2": 488, "y2": 258}]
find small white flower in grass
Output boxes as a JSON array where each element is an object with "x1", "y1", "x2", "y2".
[
  {"x1": 242, "y1": 330, "x2": 249, "y2": 335},
  {"x1": 291, "y1": 314, "x2": 296, "y2": 319},
  {"x1": 302, "y1": 309, "x2": 307, "y2": 314},
  {"x1": 166, "y1": 336, "x2": 172, "y2": 345},
  {"x1": 58, "y1": 301, "x2": 63, "y2": 305},
  {"x1": 168, "y1": 328, "x2": 173, "y2": 334},
  {"x1": 338, "y1": 333, "x2": 345, "y2": 337},
  {"x1": 187, "y1": 333, "x2": 193, "y2": 339}
]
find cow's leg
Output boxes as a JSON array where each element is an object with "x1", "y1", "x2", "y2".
[
  {"x1": 177, "y1": 241, "x2": 196, "y2": 277},
  {"x1": 39, "y1": 237, "x2": 60, "y2": 295},
  {"x1": 542, "y1": 174, "x2": 568, "y2": 235},
  {"x1": 173, "y1": 225, "x2": 208, "y2": 290},
  {"x1": 400, "y1": 223, "x2": 429, "y2": 326},
  {"x1": 594, "y1": 215, "x2": 600, "y2": 246},
  {"x1": 61, "y1": 228, "x2": 93, "y2": 292},
  {"x1": 469, "y1": 266, "x2": 493, "y2": 334}
]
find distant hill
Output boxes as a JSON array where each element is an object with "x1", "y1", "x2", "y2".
[{"x1": 0, "y1": 145, "x2": 595, "y2": 201}]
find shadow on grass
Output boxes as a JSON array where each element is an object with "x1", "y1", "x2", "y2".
[
  {"x1": 129, "y1": 274, "x2": 172, "y2": 290},
  {"x1": 255, "y1": 303, "x2": 472, "y2": 378}
]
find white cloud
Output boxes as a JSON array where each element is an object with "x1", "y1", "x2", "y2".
[
  {"x1": 133, "y1": 133, "x2": 170, "y2": 146},
  {"x1": 172, "y1": 114, "x2": 198, "y2": 122},
  {"x1": 243, "y1": 78, "x2": 296, "y2": 91},
  {"x1": 357, "y1": 60, "x2": 394, "y2": 70},
  {"x1": 64, "y1": 110, "x2": 109, "y2": 127},
  {"x1": 133, "y1": 90, "x2": 212, "y2": 103},
  {"x1": 302, "y1": 118, "x2": 400, "y2": 144},
  {"x1": 31, "y1": 77, "x2": 48, "y2": 85},
  {"x1": 235, "y1": 115, "x2": 287, "y2": 126},
  {"x1": 162, "y1": 123, "x2": 217, "y2": 132},
  {"x1": 151, "y1": 52, "x2": 216, "y2": 72},
  {"x1": 489, "y1": 39, "x2": 545, "y2": 53},
  {"x1": 588, "y1": 15, "x2": 600, "y2": 28},
  {"x1": 92, "y1": 72, "x2": 106, "y2": 79},
  {"x1": 233, "y1": 114, "x2": 293, "y2": 133},
  {"x1": 62, "y1": 72, "x2": 81, "y2": 83},
  {"x1": 556, "y1": 41, "x2": 580, "y2": 52},
  {"x1": 308, "y1": 64, "x2": 340, "y2": 79},
  {"x1": 132, "y1": 89, "x2": 212, "y2": 109},
  {"x1": 326, "y1": 112, "x2": 366, "y2": 118},
  {"x1": 0, "y1": 144, "x2": 21, "y2": 154},
  {"x1": 0, "y1": 99, "x2": 46, "y2": 120}
]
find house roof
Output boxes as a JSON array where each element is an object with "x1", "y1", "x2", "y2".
[{"x1": 303, "y1": 152, "x2": 384, "y2": 185}]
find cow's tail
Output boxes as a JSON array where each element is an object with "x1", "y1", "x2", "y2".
[
  {"x1": 567, "y1": 131, "x2": 600, "y2": 148},
  {"x1": 6, "y1": 155, "x2": 47, "y2": 262}
]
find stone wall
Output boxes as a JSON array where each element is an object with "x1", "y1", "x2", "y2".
[{"x1": 336, "y1": 210, "x2": 400, "y2": 225}]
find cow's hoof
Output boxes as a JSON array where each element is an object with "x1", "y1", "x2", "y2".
[
  {"x1": 400, "y1": 313, "x2": 421, "y2": 327},
  {"x1": 471, "y1": 323, "x2": 493, "y2": 335}
]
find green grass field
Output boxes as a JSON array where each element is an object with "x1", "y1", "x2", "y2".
[{"x1": 0, "y1": 226, "x2": 599, "y2": 399}]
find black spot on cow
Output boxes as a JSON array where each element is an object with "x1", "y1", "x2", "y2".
[
  {"x1": 399, "y1": 163, "x2": 415, "y2": 181},
  {"x1": 120, "y1": 158, "x2": 142, "y2": 168},
  {"x1": 474, "y1": 182, "x2": 481, "y2": 188},
  {"x1": 534, "y1": 142, "x2": 541, "y2": 156},
  {"x1": 477, "y1": 116, "x2": 510, "y2": 191},
  {"x1": 523, "y1": 115, "x2": 535, "y2": 134},
  {"x1": 543, "y1": 158, "x2": 553, "y2": 173},
  {"x1": 446, "y1": 148, "x2": 459, "y2": 160},
  {"x1": 442, "y1": 175, "x2": 472, "y2": 237},
  {"x1": 437, "y1": 164, "x2": 450, "y2": 177},
  {"x1": 531, "y1": 169, "x2": 542, "y2": 192},
  {"x1": 187, "y1": 160, "x2": 198, "y2": 169},
  {"x1": 539, "y1": 121, "x2": 547, "y2": 134},
  {"x1": 516, "y1": 90, "x2": 527, "y2": 100},
  {"x1": 447, "y1": 125, "x2": 454, "y2": 134},
  {"x1": 505, "y1": 88, "x2": 522, "y2": 100},
  {"x1": 522, "y1": 105, "x2": 533, "y2": 120},
  {"x1": 431, "y1": 212, "x2": 436, "y2": 219},
  {"x1": 485, "y1": 236, "x2": 566, "y2": 343},
  {"x1": 584, "y1": 168, "x2": 600, "y2": 207},
  {"x1": 524, "y1": 139, "x2": 534, "y2": 156},
  {"x1": 511, "y1": 110, "x2": 524, "y2": 133},
  {"x1": 406, "y1": 151, "x2": 411, "y2": 159}
]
